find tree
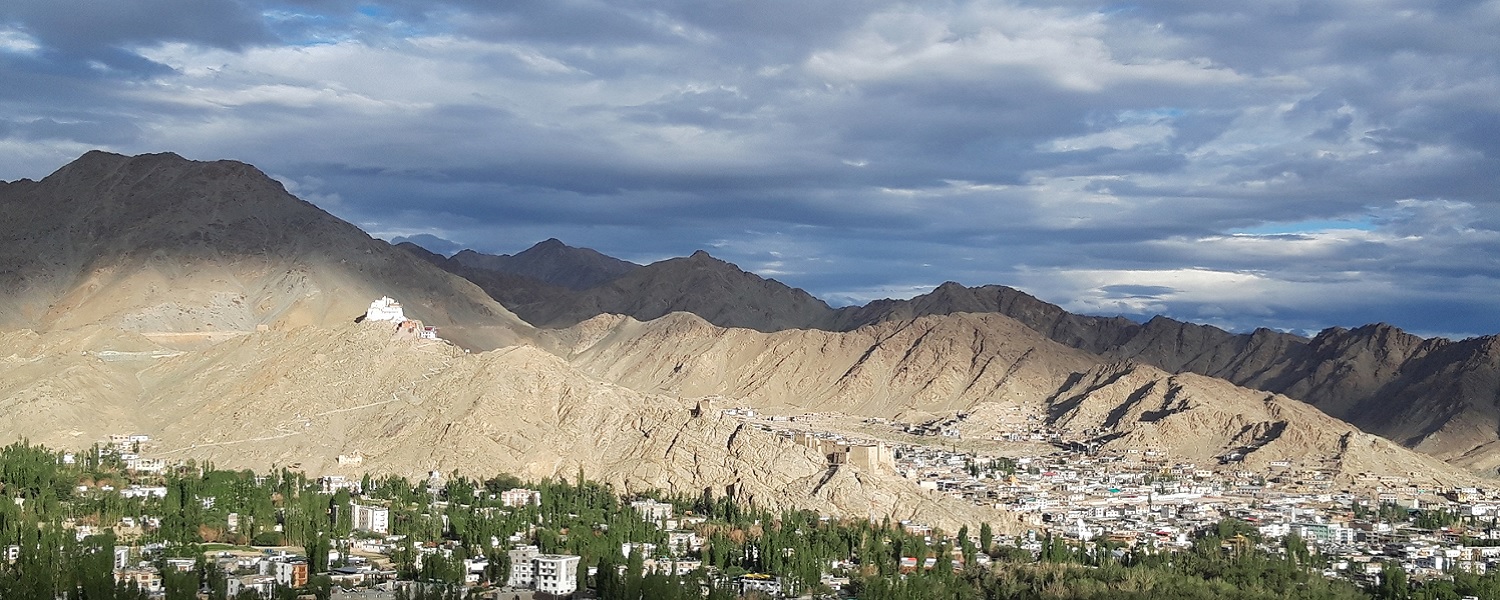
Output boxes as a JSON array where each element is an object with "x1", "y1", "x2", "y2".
[{"x1": 1377, "y1": 561, "x2": 1408, "y2": 600}]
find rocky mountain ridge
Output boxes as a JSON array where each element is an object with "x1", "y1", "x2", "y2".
[{"x1": 434, "y1": 240, "x2": 1500, "y2": 468}]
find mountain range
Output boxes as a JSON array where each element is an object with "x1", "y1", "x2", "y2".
[
  {"x1": 0, "y1": 151, "x2": 1493, "y2": 528},
  {"x1": 406, "y1": 232, "x2": 1500, "y2": 472}
]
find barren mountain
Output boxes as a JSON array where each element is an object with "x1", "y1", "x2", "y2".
[
  {"x1": 1042, "y1": 362, "x2": 1471, "y2": 483},
  {"x1": 547, "y1": 311, "x2": 1101, "y2": 419},
  {"x1": 543, "y1": 310, "x2": 1479, "y2": 485},
  {"x1": 450, "y1": 238, "x2": 639, "y2": 290},
  {"x1": 845, "y1": 285, "x2": 1500, "y2": 466},
  {"x1": 396, "y1": 242, "x2": 575, "y2": 310},
  {"x1": 0, "y1": 151, "x2": 532, "y2": 350},
  {"x1": 0, "y1": 320, "x2": 1014, "y2": 531},
  {"x1": 491, "y1": 259, "x2": 1500, "y2": 469},
  {"x1": 510, "y1": 251, "x2": 835, "y2": 333}
]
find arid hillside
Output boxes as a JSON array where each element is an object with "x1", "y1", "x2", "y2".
[
  {"x1": 0, "y1": 319, "x2": 1015, "y2": 531},
  {"x1": 439, "y1": 237, "x2": 1500, "y2": 471},
  {"x1": 0, "y1": 151, "x2": 531, "y2": 350},
  {"x1": 547, "y1": 310, "x2": 1476, "y2": 485}
]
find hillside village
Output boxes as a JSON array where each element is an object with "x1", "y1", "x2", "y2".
[{"x1": 44, "y1": 399, "x2": 1500, "y2": 600}]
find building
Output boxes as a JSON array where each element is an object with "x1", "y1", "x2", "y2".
[
  {"x1": 275, "y1": 560, "x2": 309, "y2": 588},
  {"x1": 736, "y1": 574, "x2": 782, "y2": 597},
  {"x1": 320, "y1": 475, "x2": 358, "y2": 494},
  {"x1": 113, "y1": 546, "x2": 132, "y2": 569},
  {"x1": 534, "y1": 554, "x2": 581, "y2": 596},
  {"x1": 507, "y1": 546, "x2": 539, "y2": 589},
  {"x1": 630, "y1": 499, "x2": 674, "y2": 522},
  {"x1": 847, "y1": 443, "x2": 895, "y2": 471},
  {"x1": 501, "y1": 488, "x2": 542, "y2": 508},
  {"x1": 365, "y1": 297, "x2": 406, "y2": 322},
  {"x1": 227, "y1": 575, "x2": 275, "y2": 599},
  {"x1": 352, "y1": 504, "x2": 390, "y2": 534},
  {"x1": 506, "y1": 546, "x2": 580, "y2": 596},
  {"x1": 115, "y1": 569, "x2": 162, "y2": 593},
  {"x1": 667, "y1": 531, "x2": 702, "y2": 556},
  {"x1": 125, "y1": 458, "x2": 167, "y2": 473}
]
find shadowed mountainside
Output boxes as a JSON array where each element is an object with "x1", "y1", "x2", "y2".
[
  {"x1": 450, "y1": 238, "x2": 639, "y2": 290},
  {"x1": 0, "y1": 151, "x2": 532, "y2": 350}
]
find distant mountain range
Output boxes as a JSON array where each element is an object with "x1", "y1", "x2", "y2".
[{"x1": 402, "y1": 228, "x2": 1500, "y2": 471}]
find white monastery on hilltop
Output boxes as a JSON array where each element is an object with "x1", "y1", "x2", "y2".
[
  {"x1": 366, "y1": 296, "x2": 440, "y2": 340},
  {"x1": 365, "y1": 296, "x2": 406, "y2": 322}
]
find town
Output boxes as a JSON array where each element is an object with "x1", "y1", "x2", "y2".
[{"x1": 6, "y1": 402, "x2": 1500, "y2": 600}]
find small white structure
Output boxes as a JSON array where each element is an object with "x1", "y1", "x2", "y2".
[
  {"x1": 500, "y1": 489, "x2": 541, "y2": 508},
  {"x1": 365, "y1": 297, "x2": 406, "y2": 323},
  {"x1": 631, "y1": 499, "x2": 674, "y2": 523}
]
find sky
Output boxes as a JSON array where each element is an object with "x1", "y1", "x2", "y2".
[{"x1": 1, "y1": 1, "x2": 1498, "y2": 338}]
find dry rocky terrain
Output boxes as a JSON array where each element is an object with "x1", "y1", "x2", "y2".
[{"x1": 0, "y1": 151, "x2": 1490, "y2": 535}]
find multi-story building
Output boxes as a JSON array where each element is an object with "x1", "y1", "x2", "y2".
[
  {"x1": 534, "y1": 554, "x2": 580, "y2": 596},
  {"x1": 507, "y1": 546, "x2": 539, "y2": 589},
  {"x1": 275, "y1": 560, "x2": 309, "y2": 588},
  {"x1": 506, "y1": 546, "x2": 580, "y2": 596},
  {"x1": 352, "y1": 504, "x2": 390, "y2": 534}
]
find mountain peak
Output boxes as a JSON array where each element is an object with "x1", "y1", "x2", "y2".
[
  {"x1": 450, "y1": 238, "x2": 639, "y2": 291},
  {"x1": 0, "y1": 150, "x2": 532, "y2": 349}
]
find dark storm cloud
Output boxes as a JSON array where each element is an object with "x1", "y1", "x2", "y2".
[
  {"x1": 1, "y1": 0, "x2": 1498, "y2": 337},
  {"x1": 0, "y1": 0, "x2": 270, "y2": 73}
]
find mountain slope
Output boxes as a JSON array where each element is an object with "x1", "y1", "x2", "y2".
[
  {"x1": 511, "y1": 251, "x2": 835, "y2": 333},
  {"x1": 396, "y1": 242, "x2": 575, "y2": 310},
  {"x1": 450, "y1": 238, "x2": 639, "y2": 290},
  {"x1": 418, "y1": 234, "x2": 1500, "y2": 468},
  {"x1": 549, "y1": 309, "x2": 1477, "y2": 484},
  {"x1": 0, "y1": 321, "x2": 1014, "y2": 530},
  {"x1": 548, "y1": 311, "x2": 1101, "y2": 418},
  {"x1": 0, "y1": 151, "x2": 531, "y2": 350},
  {"x1": 1042, "y1": 361, "x2": 1471, "y2": 483}
]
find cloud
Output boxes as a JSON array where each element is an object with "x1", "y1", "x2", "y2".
[{"x1": 0, "y1": 0, "x2": 1497, "y2": 337}]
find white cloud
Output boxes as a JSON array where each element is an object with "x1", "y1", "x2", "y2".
[{"x1": 0, "y1": 26, "x2": 40, "y2": 55}]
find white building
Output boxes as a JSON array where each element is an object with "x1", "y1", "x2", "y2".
[
  {"x1": 501, "y1": 488, "x2": 541, "y2": 508},
  {"x1": 507, "y1": 546, "x2": 539, "y2": 589},
  {"x1": 352, "y1": 504, "x2": 390, "y2": 534},
  {"x1": 506, "y1": 546, "x2": 580, "y2": 596},
  {"x1": 365, "y1": 297, "x2": 406, "y2": 323},
  {"x1": 113, "y1": 546, "x2": 132, "y2": 569},
  {"x1": 630, "y1": 499, "x2": 674, "y2": 523},
  {"x1": 534, "y1": 554, "x2": 580, "y2": 596},
  {"x1": 126, "y1": 458, "x2": 167, "y2": 473}
]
